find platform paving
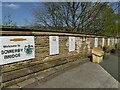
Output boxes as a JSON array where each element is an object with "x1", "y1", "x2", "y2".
[
  {"x1": 100, "y1": 53, "x2": 119, "y2": 82},
  {"x1": 33, "y1": 62, "x2": 119, "y2": 88}
]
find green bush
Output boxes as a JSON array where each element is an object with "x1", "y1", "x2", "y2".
[
  {"x1": 102, "y1": 45, "x2": 111, "y2": 53},
  {"x1": 115, "y1": 43, "x2": 118, "y2": 49},
  {"x1": 115, "y1": 43, "x2": 120, "y2": 52}
]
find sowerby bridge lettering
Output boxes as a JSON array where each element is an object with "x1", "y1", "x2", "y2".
[
  {"x1": 1, "y1": 49, "x2": 23, "y2": 59},
  {"x1": 1, "y1": 49, "x2": 23, "y2": 54},
  {"x1": 3, "y1": 53, "x2": 20, "y2": 59}
]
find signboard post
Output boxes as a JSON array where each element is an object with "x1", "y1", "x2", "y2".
[
  {"x1": 49, "y1": 36, "x2": 59, "y2": 55},
  {"x1": 69, "y1": 37, "x2": 75, "y2": 52},
  {"x1": 0, "y1": 36, "x2": 35, "y2": 65}
]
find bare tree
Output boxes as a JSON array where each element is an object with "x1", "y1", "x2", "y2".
[
  {"x1": 33, "y1": 2, "x2": 64, "y2": 30},
  {"x1": 32, "y1": 2, "x2": 118, "y2": 36},
  {"x1": 2, "y1": 13, "x2": 16, "y2": 27}
]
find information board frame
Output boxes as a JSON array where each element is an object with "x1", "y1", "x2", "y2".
[
  {"x1": 49, "y1": 36, "x2": 59, "y2": 55},
  {"x1": 0, "y1": 36, "x2": 35, "y2": 65},
  {"x1": 69, "y1": 36, "x2": 75, "y2": 52}
]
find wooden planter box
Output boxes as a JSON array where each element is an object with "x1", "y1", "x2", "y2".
[
  {"x1": 92, "y1": 48, "x2": 104, "y2": 63},
  {"x1": 92, "y1": 54, "x2": 103, "y2": 63}
]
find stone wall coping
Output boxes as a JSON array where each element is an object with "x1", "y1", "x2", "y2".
[{"x1": 0, "y1": 27, "x2": 118, "y2": 38}]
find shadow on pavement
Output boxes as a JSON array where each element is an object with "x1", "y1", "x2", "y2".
[{"x1": 99, "y1": 53, "x2": 119, "y2": 82}]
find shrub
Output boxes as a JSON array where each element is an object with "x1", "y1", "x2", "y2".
[
  {"x1": 115, "y1": 43, "x2": 118, "y2": 49},
  {"x1": 102, "y1": 45, "x2": 111, "y2": 53}
]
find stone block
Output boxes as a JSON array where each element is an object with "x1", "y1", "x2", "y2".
[{"x1": 17, "y1": 78, "x2": 36, "y2": 88}]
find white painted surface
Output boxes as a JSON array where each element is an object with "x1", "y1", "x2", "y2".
[
  {"x1": 102, "y1": 38, "x2": 105, "y2": 47},
  {"x1": 69, "y1": 37, "x2": 75, "y2": 52},
  {"x1": 115, "y1": 38, "x2": 118, "y2": 43},
  {"x1": 0, "y1": 36, "x2": 35, "y2": 65},
  {"x1": 112, "y1": 38, "x2": 114, "y2": 45},
  {"x1": 107, "y1": 38, "x2": 110, "y2": 46},
  {"x1": 49, "y1": 36, "x2": 59, "y2": 55},
  {"x1": 94, "y1": 38, "x2": 98, "y2": 47}
]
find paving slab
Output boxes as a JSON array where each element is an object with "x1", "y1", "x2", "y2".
[
  {"x1": 100, "y1": 54, "x2": 118, "y2": 82},
  {"x1": 34, "y1": 62, "x2": 119, "y2": 88}
]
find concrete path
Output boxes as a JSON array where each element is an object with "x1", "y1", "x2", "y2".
[
  {"x1": 100, "y1": 54, "x2": 118, "y2": 82},
  {"x1": 34, "y1": 62, "x2": 119, "y2": 88}
]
